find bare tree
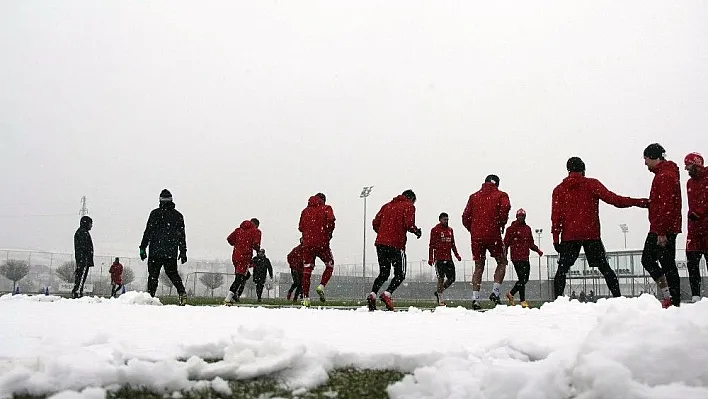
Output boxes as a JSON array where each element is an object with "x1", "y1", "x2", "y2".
[
  {"x1": 0, "y1": 259, "x2": 30, "y2": 292},
  {"x1": 55, "y1": 261, "x2": 76, "y2": 283},
  {"x1": 122, "y1": 267, "x2": 135, "y2": 285},
  {"x1": 159, "y1": 272, "x2": 174, "y2": 296},
  {"x1": 199, "y1": 272, "x2": 225, "y2": 297}
]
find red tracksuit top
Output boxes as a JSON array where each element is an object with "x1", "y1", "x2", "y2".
[
  {"x1": 503, "y1": 220, "x2": 540, "y2": 262},
  {"x1": 551, "y1": 172, "x2": 646, "y2": 243},
  {"x1": 373, "y1": 195, "x2": 418, "y2": 251},
  {"x1": 109, "y1": 262, "x2": 123, "y2": 285},
  {"x1": 648, "y1": 161, "x2": 682, "y2": 235},
  {"x1": 687, "y1": 165, "x2": 708, "y2": 239},
  {"x1": 227, "y1": 220, "x2": 262, "y2": 264},
  {"x1": 287, "y1": 244, "x2": 305, "y2": 273},
  {"x1": 299, "y1": 196, "x2": 336, "y2": 248},
  {"x1": 429, "y1": 223, "x2": 460, "y2": 262},
  {"x1": 461, "y1": 182, "x2": 511, "y2": 241}
]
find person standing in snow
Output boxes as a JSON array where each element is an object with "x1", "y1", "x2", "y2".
[
  {"x1": 224, "y1": 218, "x2": 261, "y2": 305},
  {"x1": 251, "y1": 248, "x2": 273, "y2": 302},
  {"x1": 552, "y1": 157, "x2": 647, "y2": 300},
  {"x1": 72, "y1": 215, "x2": 94, "y2": 298},
  {"x1": 641, "y1": 144, "x2": 683, "y2": 307},
  {"x1": 286, "y1": 240, "x2": 304, "y2": 302},
  {"x1": 139, "y1": 189, "x2": 189, "y2": 305},
  {"x1": 367, "y1": 189, "x2": 422, "y2": 311},
  {"x1": 298, "y1": 193, "x2": 336, "y2": 307},
  {"x1": 109, "y1": 257, "x2": 123, "y2": 298},
  {"x1": 462, "y1": 174, "x2": 511, "y2": 310},
  {"x1": 503, "y1": 208, "x2": 543, "y2": 308},
  {"x1": 428, "y1": 212, "x2": 462, "y2": 306},
  {"x1": 684, "y1": 152, "x2": 708, "y2": 303}
]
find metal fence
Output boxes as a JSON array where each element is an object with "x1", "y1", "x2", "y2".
[{"x1": 1, "y1": 249, "x2": 706, "y2": 300}]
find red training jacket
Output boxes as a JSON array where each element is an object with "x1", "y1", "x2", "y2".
[
  {"x1": 299, "y1": 196, "x2": 336, "y2": 247},
  {"x1": 373, "y1": 195, "x2": 419, "y2": 250},
  {"x1": 461, "y1": 182, "x2": 511, "y2": 241},
  {"x1": 552, "y1": 172, "x2": 647, "y2": 243},
  {"x1": 687, "y1": 165, "x2": 708, "y2": 239},
  {"x1": 503, "y1": 220, "x2": 540, "y2": 261},
  {"x1": 227, "y1": 220, "x2": 262, "y2": 264},
  {"x1": 648, "y1": 161, "x2": 682, "y2": 235},
  {"x1": 429, "y1": 223, "x2": 460, "y2": 261},
  {"x1": 109, "y1": 262, "x2": 123, "y2": 284},
  {"x1": 287, "y1": 244, "x2": 304, "y2": 273}
]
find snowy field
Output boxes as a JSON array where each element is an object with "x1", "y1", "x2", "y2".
[{"x1": 1, "y1": 293, "x2": 707, "y2": 399}]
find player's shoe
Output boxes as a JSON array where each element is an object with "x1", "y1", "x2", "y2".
[
  {"x1": 380, "y1": 291, "x2": 395, "y2": 311},
  {"x1": 178, "y1": 294, "x2": 188, "y2": 306},
  {"x1": 505, "y1": 292, "x2": 515, "y2": 306},
  {"x1": 520, "y1": 301, "x2": 529, "y2": 308},
  {"x1": 489, "y1": 293, "x2": 501, "y2": 305},
  {"x1": 223, "y1": 299, "x2": 235, "y2": 306},
  {"x1": 471, "y1": 300, "x2": 482, "y2": 310},
  {"x1": 661, "y1": 298, "x2": 672, "y2": 309},
  {"x1": 316, "y1": 284, "x2": 326, "y2": 303},
  {"x1": 301, "y1": 298, "x2": 311, "y2": 307},
  {"x1": 367, "y1": 292, "x2": 377, "y2": 311}
]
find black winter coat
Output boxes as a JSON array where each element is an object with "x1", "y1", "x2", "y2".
[
  {"x1": 251, "y1": 255, "x2": 273, "y2": 284},
  {"x1": 74, "y1": 226, "x2": 94, "y2": 268},
  {"x1": 140, "y1": 201, "x2": 187, "y2": 260}
]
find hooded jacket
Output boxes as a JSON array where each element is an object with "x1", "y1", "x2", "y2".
[
  {"x1": 648, "y1": 160, "x2": 682, "y2": 235},
  {"x1": 74, "y1": 216, "x2": 94, "y2": 268},
  {"x1": 373, "y1": 195, "x2": 418, "y2": 250},
  {"x1": 429, "y1": 223, "x2": 460, "y2": 261},
  {"x1": 503, "y1": 220, "x2": 541, "y2": 261},
  {"x1": 687, "y1": 165, "x2": 708, "y2": 239},
  {"x1": 227, "y1": 220, "x2": 262, "y2": 264},
  {"x1": 139, "y1": 201, "x2": 187, "y2": 260},
  {"x1": 299, "y1": 196, "x2": 336, "y2": 247},
  {"x1": 109, "y1": 261, "x2": 123, "y2": 284},
  {"x1": 251, "y1": 254, "x2": 274, "y2": 283},
  {"x1": 552, "y1": 172, "x2": 646, "y2": 243},
  {"x1": 287, "y1": 244, "x2": 304, "y2": 272},
  {"x1": 462, "y1": 182, "x2": 511, "y2": 241}
]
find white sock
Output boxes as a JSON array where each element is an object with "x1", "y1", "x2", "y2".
[
  {"x1": 493, "y1": 283, "x2": 501, "y2": 296},
  {"x1": 438, "y1": 292, "x2": 444, "y2": 302},
  {"x1": 661, "y1": 287, "x2": 670, "y2": 299},
  {"x1": 384, "y1": 291, "x2": 391, "y2": 297},
  {"x1": 472, "y1": 291, "x2": 480, "y2": 300},
  {"x1": 225, "y1": 291, "x2": 234, "y2": 302}
]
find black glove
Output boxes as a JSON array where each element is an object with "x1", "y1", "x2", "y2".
[
  {"x1": 139, "y1": 248, "x2": 147, "y2": 261},
  {"x1": 179, "y1": 251, "x2": 187, "y2": 264},
  {"x1": 413, "y1": 227, "x2": 422, "y2": 239},
  {"x1": 553, "y1": 243, "x2": 564, "y2": 254},
  {"x1": 688, "y1": 212, "x2": 699, "y2": 221}
]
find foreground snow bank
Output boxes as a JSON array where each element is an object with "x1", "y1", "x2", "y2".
[{"x1": 1, "y1": 293, "x2": 707, "y2": 398}]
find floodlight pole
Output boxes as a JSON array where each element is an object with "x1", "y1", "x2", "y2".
[
  {"x1": 360, "y1": 186, "x2": 374, "y2": 287},
  {"x1": 619, "y1": 224, "x2": 628, "y2": 249}
]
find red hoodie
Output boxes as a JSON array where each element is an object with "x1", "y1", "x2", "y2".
[
  {"x1": 687, "y1": 165, "x2": 708, "y2": 239},
  {"x1": 648, "y1": 161, "x2": 682, "y2": 235},
  {"x1": 299, "y1": 196, "x2": 336, "y2": 247},
  {"x1": 287, "y1": 244, "x2": 304, "y2": 272},
  {"x1": 373, "y1": 195, "x2": 418, "y2": 250},
  {"x1": 461, "y1": 182, "x2": 511, "y2": 241},
  {"x1": 109, "y1": 262, "x2": 123, "y2": 284},
  {"x1": 552, "y1": 172, "x2": 646, "y2": 243},
  {"x1": 503, "y1": 220, "x2": 540, "y2": 261},
  {"x1": 429, "y1": 223, "x2": 460, "y2": 261},
  {"x1": 227, "y1": 220, "x2": 262, "y2": 264}
]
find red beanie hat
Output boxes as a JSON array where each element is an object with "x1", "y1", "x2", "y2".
[
  {"x1": 684, "y1": 152, "x2": 704, "y2": 167},
  {"x1": 516, "y1": 208, "x2": 526, "y2": 217}
]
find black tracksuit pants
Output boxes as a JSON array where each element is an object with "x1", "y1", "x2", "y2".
[
  {"x1": 687, "y1": 251, "x2": 706, "y2": 297},
  {"x1": 147, "y1": 257, "x2": 186, "y2": 297},
  {"x1": 288, "y1": 269, "x2": 302, "y2": 299},
  {"x1": 371, "y1": 245, "x2": 406, "y2": 294},
  {"x1": 554, "y1": 240, "x2": 621, "y2": 299},
  {"x1": 510, "y1": 260, "x2": 531, "y2": 301},
  {"x1": 642, "y1": 233, "x2": 680, "y2": 306},
  {"x1": 72, "y1": 265, "x2": 90, "y2": 296}
]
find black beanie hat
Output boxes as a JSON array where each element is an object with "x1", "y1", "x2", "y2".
[
  {"x1": 315, "y1": 193, "x2": 326, "y2": 203},
  {"x1": 566, "y1": 157, "x2": 586, "y2": 173},
  {"x1": 80, "y1": 215, "x2": 92, "y2": 227},
  {"x1": 402, "y1": 189, "x2": 416, "y2": 201},
  {"x1": 643, "y1": 143, "x2": 666, "y2": 160},
  {"x1": 159, "y1": 189, "x2": 173, "y2": 202},
  {"x1": 485, "y1": 174, "x2": 500, "y2": 186},
  {"x1": 439, "y1": 212, "x2": 449, "y2": 220}
]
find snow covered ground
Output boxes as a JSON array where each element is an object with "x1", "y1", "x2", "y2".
[{"x1": 1, "y1": 293, "x2": 707, "y2": 399}]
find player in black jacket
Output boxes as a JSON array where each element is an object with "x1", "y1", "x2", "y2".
[
  {"x1": 252, "y1": 249, "x2": 273, "y2": 302},
  {"x1": 72, "y1": 216, "x2": 94, "y2": 298}
]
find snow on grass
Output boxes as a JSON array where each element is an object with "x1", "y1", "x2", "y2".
[{"x1": 1, "y1": 292, "x2": 707, "y2": 398}]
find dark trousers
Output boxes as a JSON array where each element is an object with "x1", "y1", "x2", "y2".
[
  {"x1": 288, "y1": 269, "x2": 303, "y2": 299},
  {"x1": 510, "y1": 260, "x2": 531, "y2": 301},
  {"x1": 111, "y1": 283, "x2": 123, "y2": 297},
  {"x1": 371, "y1": 245, "x2": 406, "y2": 294},
  {"x1": 72, "y1": 265, "x2": 90, "y2": 296},
  {"x1": 687, "y1": 251, "x2": 706, "y2": 297},
  {"x1": 554, "y1": 240, "x2": 620, "y2": 299},
  {"x1": 147, "y1": 257, "x2": 186, "y2": 297},
  {"x1": 642, "y1": 233, "x2": 680, "y2": 306},
  {"x1": 254, "y1": 277, "x2": 266, "y2": 300},
  {"x1": 229, "y1": 270, "x2": 251, "y2": 299}
]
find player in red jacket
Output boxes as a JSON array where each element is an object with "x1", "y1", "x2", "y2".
[
  {"x1": 286, "y1": 240, "x2": 304, "y2": 302},
  {"x1": 642, "y1": 144, "x2": 683, "y2": 307},
  {"x1": 462, "y1": 175, "x2": 511, "y2": 309},
  {"x1": 109, "y1": 257, "x2": 124, "y2": 298},
  {"x1": 428, "y1": 212, "x2": 461, "y2": 306},
  {"x1": 685, "y1": 152, "x2": 708, "y2": 302},
  {"x1": 368, "y1": 189, "x2": 422, "y2": 311},
  {"x1": 552, "y1": 157, "x2": 647, "y2": 300},
  {"x1": 298, "y1": 193, "x2": 336, "y2": 307},
  {"x1": 224, "y1": 218, "x2": 262, "y2": 305},
  {"x1": 503, "y1": 209, "x2": 543, "y2": 307}
]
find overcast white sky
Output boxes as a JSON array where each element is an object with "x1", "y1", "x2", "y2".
[{"x1": 1, "y1": 1, "x2": 707, "y2": 266}]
